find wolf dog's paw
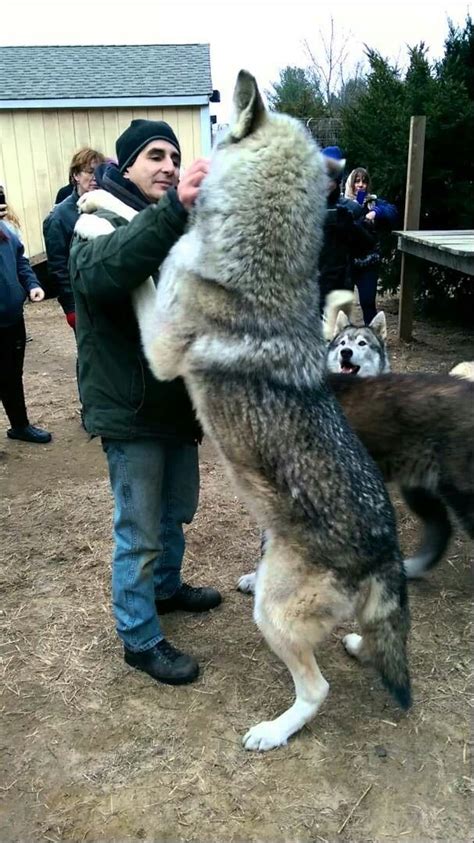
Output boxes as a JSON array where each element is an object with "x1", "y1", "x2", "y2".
[
  {"x1": 236, "y1": 571, "x2": 256, "y2": 594},
  {"x1": 75, "y1": 214, "x2": 114, "y2": 240},
  {"x1": 342, "y1": 633, "x2": 363, "y2": 658},
  {"x1": 243, "y1": 721, "x2": 288, "y2": 752},
  {"x1": 77, "y1": 189, "x2": 112, "y2": 215}
]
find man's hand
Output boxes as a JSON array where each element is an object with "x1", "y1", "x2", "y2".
[
  {"x1": 365, "y1": 210, "x2": 376, "y2": 222},
  {"x1": 177, "y1": 159, "x2": 210, "y2": 210},
  {"x1": 29, "y1": 287, "x2": 45, "y2": 302}
]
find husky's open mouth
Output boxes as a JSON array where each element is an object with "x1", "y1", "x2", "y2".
[{"x1": 340, "y1": 363, "x2": 360, "y2": 375}]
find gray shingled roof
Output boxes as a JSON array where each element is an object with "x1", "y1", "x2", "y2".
[{"x1": 0, "y1": 43, "x2": 212, "y2": 101}]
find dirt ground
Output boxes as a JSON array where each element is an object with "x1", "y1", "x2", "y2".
[{"x1": 1, "y1": 297, "x2": 473, "y2": 843}]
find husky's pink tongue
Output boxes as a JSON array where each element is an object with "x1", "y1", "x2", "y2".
[{"x1": 341, "y1": 365, "x2": 355, "y2": 374}]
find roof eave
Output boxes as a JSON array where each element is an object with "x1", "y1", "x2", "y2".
[{"x1": 0, "y1": 94, "x2": 212, "y2": 110}]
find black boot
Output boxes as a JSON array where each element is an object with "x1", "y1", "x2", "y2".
[
  {"x1": 156, "y1": 582, "x2": 222, "y2": 615},
  {"x1": 124, "y1": 639, "x2": 199, "y2": 685},
  {"x1": 7, "y1": 424, "x2": 52, "y2": 444}
]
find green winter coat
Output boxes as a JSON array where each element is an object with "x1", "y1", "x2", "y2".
[{"x1": 69, "y1": 190, "x2": 201, "y2": 443}]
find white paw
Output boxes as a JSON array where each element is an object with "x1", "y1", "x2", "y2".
[
  {"x1": 343, "y1": 633, "x2": 363, "y2": 658},
  {"x1": 243, "y1": 721, "x2": 288, "y2": 752},
  {"x1": 75, "y1": 214, "x2": 113, "y2": 240},
  {"x1": 77, "y1": 188, "x2": 111, "y2": 214},
  {"x1": 237, "y1": 571, "x2": 256, "y2": 594}
]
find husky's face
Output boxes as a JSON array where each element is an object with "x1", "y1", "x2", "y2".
[{"x1": 326, "y1": 311, "x2": 390, "y2": 376}]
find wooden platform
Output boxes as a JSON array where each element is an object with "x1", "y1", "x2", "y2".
[{"x1": 395, "y1": 230, "x2": 474, "y2": 340}]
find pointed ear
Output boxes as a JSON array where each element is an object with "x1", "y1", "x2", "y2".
[
  {"x1": 230, "y1": 69, "x2": 266, "y2": 142},
  {"x1": 369, "y1": 311, "x2": 387, "y2": 340},
  {"x1": 334, "y1": 310, "x2": 350, "y2": 336}
]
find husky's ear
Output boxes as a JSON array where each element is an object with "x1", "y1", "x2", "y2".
[
  {"x1": 369, "y1": 311, "x2": 387, "y2": 340},
  {"x1": 230, "y1": 70, "x2": 266, "y2": 142},
  {"x1": 334, "y1": 309, "x2": 351, "y2": 336}
]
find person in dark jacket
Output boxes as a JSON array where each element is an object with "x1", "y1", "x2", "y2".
[
  {"x1": 0, "y1": 220, "x2": 51, "y2": 443},
  {"x1": 69, "y1": 120, "x2": 221, "y2": 687},
  {"x1": 55, "y1": 183, "x2": 74, "y2": 204},
  {"x1": 318, "y1": 147, "x2": 376, "y2": 314},
  {"x1": 345, "y1": 167, "x2": 398, "y2": 324},
  {"x1": 43, "y1": 147, "x2": 105, "y2": 331}
]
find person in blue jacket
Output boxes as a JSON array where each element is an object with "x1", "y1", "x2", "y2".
[
  {"x1": 0, "y1": 219, "x2": 51, "y2": 443},
  {"x1": 318, "y1": 148, "x2": 376, "y2": 314},
  {"x1": 344, "y1": 167, "x2": 398, "y2": 324}
]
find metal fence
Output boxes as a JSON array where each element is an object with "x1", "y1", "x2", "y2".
[{"x1": 304, "y1": 117, "x2": 343, "y2": 148}]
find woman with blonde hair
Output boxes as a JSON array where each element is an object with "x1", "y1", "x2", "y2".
[
  {"x1": 0, "y1": 186, "x2": 22, "y2": 240},
  {"x1": 344, "y1": 167, "x2": 398, "y2": 324}
]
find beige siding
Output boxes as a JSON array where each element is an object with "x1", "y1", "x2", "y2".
[{"x1": 0, "y1": 106, "x2": 205, "y2": 259}]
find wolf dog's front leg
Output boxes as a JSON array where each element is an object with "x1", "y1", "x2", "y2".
[
  {"x1": 138, "y1": 258, "x2": 192, "y2": 382},
  {"x1": 242, "y1": 542, "x2": 354, "y2": 751},
  {"x1": 243, "y1": 637, "x2": 329, "y2": 751},
  {"x1": 77, "y1": 189, "x2": 137, "y2": 221}
]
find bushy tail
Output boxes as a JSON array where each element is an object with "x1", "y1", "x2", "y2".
[
  {"x1": 358, "y1": 570, "x2": 411, "y2": 710},
  {"x1": 322, "y1": 289, "x2": 354, "y2": 341}
]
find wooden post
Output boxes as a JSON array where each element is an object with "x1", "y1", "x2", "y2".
[{"x1": 398, "y1": 115, "x2": 426, "y2": 341}]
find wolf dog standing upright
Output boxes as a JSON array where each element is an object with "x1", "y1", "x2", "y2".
[{"x1": 76, "y1": 70, "x2": 411, "y2": 752}]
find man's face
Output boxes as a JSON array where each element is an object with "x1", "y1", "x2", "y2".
[
  {"x1": 124, "y1": 139, "x2": 180, "y2": 202},
  {"x1": 74, "y1": 161, "x2": 99, "y2": 196}
]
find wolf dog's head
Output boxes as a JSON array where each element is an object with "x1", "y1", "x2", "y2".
[
  {"x1": 326, "y1": 311, "x2": 390, "y2": 376},
  {"x1": 192, "y1": 70, "x2": 328, "y2": 328}
]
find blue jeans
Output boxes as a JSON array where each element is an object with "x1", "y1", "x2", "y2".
[
  {"x1": 353, "y1": 266, "x2": 379, "y2": 325},
  {"x1": 102, "y1": 438, "x2": 199, "y2": 652}
]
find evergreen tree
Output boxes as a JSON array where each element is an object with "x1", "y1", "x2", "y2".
[
  {"x1": 267, "y1": 15, "x2": 473, "y2": 321},
  {"x1": 265, "y1": 66, "x2": 326, "y2": 120}
]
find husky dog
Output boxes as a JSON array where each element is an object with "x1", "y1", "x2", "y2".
[
  {"x1": 77, "y1": 70, "x2": 411, "y2": 752},
  {"x1": 238, "y1": 370, "x2": 474, "y2": 592},
  {"x1": 326, "y1": 310, "x2": 390, "y2": 376},
  {"x1": 329, "y1": 372, "x2": 474, "y2": 577}
]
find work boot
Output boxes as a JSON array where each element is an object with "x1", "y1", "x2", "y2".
[
  {"x1": 156, "y1": 582, "x2": 222, "y2": 615},
  {"x1": 124, "y1": 639, "x2": 199, "y2": 685},
  {"x1": 7, "y1": 424, "x2": 52, "y2": 444}
]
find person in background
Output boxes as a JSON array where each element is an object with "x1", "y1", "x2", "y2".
[
  {"x1": 344, "y1": 166, "x2": 398, "y2": 324},
  {"x1": 0, "y1": 187, "x2": 22, "y2": 240},
  {"x1": 69, "y1": 120, "x2": 221, "y2": 686},
  {"x1": 55, "y1": 182, "x2": 74, "y2": 204},
  {"x1": 318, "y1": 148, "x2": 376, "y2": 314},
  {"x1": 0, "y1": 215, "x2": 51, "y2": 444},
  {"x1": 43, "y1": 147, "x2": 105, "y2": 332}
]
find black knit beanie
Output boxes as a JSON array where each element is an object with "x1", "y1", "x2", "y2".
[{"x1": 116, "y1": 119, "x2": 181, "y2": 173}]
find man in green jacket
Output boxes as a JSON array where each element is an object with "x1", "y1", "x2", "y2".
[{"x1": 70, "y1": 120, "x2": 221, "y2": 686}]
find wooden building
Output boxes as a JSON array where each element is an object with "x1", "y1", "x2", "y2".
[{"x1": 0, "y1": 43, "x2": 217, "y2": 261}]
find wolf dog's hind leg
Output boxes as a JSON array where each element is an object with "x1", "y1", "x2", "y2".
[
  {"x1": 401, "y1": 487, "x2": 452, "y2": 578},
  {"x1": 343, "y1": 567, "x2": 411, "y2": 710},
  {"x1": 243, "y1": 542, "x2": 354, "y2": 751}
]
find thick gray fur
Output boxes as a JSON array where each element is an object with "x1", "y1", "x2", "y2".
[{"x1": 79, "y1": 70, "x2": 412, "y2": 751}]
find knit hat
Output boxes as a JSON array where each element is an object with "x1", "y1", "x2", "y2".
[
  {"x1": 321, "y1": 145, "x2": 346, "y2": 181},
  {"x1": 322, "y1": 145, "x2": 344, "y2": 162},
  {"x1": 116, "y1": 119, "x2": 181, "y2": 173}
]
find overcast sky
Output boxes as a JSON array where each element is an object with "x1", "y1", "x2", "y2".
[{"x1": 1, "y1": 0, "x2": 471, "y2": 121}]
